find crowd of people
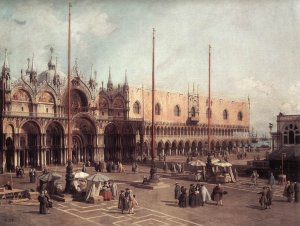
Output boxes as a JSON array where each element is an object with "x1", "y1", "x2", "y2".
[
  {"x1": 94, "y1": 161, "x2": 125, "y2": 173},
  {"x1": 175, "y1": 183, "x2": 227, "y2": 208}
]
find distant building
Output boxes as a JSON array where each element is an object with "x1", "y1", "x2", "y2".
[
  {"x1": 269, "y1": 113, "x2": 300, "y2": 181},
  {"x1": 0, "y1": 48, "x2": 250, "y2": 173}
]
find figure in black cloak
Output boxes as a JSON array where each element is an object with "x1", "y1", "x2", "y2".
[
  {"x1": 118, "y1": 190, "x2": 126, "y2": 214},
  {"x1": 211, "y1": 184, "x2": 225, "y2": 206},
  {"x1": 174, "y1": 183, "x2": 181, "y2": 200},
  {"x1": 195, "y1": 184, "x2": 201, "y2": 207},
  {"x1": 178, "y1": 188, "x2": 187, "y2": 208},
  {"x1": 38, "y1": 191, "x2": 48, "y2": 214},
  {"x1": 188, "y1": 184, "x2": 197, "y2": 207}
]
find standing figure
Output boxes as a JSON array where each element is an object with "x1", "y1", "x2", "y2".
[
  {"x1": 38, "y1": 191, "x2": 48, "y2": 214},
  {"x1": 188, "y1": 184, "x2": 196, "y2": 207},
  {"x1": 257, "y1": 187, "x2": 268, "y2": 209},
  {"x1": 178, "y1": 188, "x2": 188, "y2": 208},
  {"x1": 266, "y1": 187, "x2": 273, "y2": 209},
  {"x1": 195, "y1": 184, "x2": 201, "y2": 207},
  {"x1": 118, "y1": 190, "x2": 126, "y2": 214},
  {"x1": 32, "y1": 168, "x2": 36, "y2": 183},
  {"x1": 111, "y1": 181, "x2": 118, "y2": 200},
  {"x1": 211, "y1": 184, "x2": 224, "y2": 206},
  {"x1": 129, "y1": 195, "x2": 138, "y2": 214},
  {"x1": 82, "y1": 164, "x2": 87, "y2": 173},
  {"x1": 174, "y1": 183, "x2": 181, "y2": 200},
  {"x1": 233, "y1": 168, "x2": 239, "y2": 182},
  {"x1": 269, "y1": 172, "x2": 275, "y2": 188},
  {"x1": 200, "y1": 184, "x2": 211, "y2": 206},
  {"x1": 287, "y1": 181, "x2": 294, "y2": 202},
  {"x1": 29, "y1": 168, "x2": 33, "y2": 183},
  {"x1": 294, "y1": 182, "x2": 299, "y2": 203}
]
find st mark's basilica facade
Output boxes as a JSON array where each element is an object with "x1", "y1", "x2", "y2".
[{"x1": 0, "y1": 49, "x2": 250, "y2": 172}]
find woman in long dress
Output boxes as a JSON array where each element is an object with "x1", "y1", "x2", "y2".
[{"x1": 200, "y1": 184, "x2": 211, "y2": 206}]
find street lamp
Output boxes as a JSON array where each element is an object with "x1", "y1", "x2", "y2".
[{"x1": 281, "y1": 152, "x2": 286, "y2": 175}]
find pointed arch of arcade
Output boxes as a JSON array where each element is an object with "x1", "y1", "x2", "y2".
[
  {"x1": 4, "y1": 124, "x2": 15, "y2": 171},
  {"x1": 157, "y1": 141, "x2": 164, "y2": 156},
  {"x1": 191, "y1": 140, "x2": 197, "y2": 154},
  {"x1": 197, "y1": 141, "x2": 203, "y2": 156},
  {"x1": 104, "y1": 123, "x2": 120, "y2": 161},
  {"x1": 165, "y1": 140, "x2": 171, "y2": 156},
  {"x1": 184, "y1": 140, "x2": 190, "y2": 155},
  {"x1": 45, "y1": 121, "x2": 64, "y2": 165},
  {"x1": 121, "y1": 123, "x2": 135, "y2": 160},
  {"x1": 19, "y1": 121, "x2": 41, "y2": 168},
  {"x1": 72, "y1": 116, "x2": 97, "y2": 163},
  {"x1": 171, "y1": 140, "x2": 177, "y2": 155}
]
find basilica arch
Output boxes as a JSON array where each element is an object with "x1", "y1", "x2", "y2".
[
  {"x1": 45, "y1": 122, "x2": 64, "y2": 165},
  {"x1": 19, "y1": 121, "x2": 41, "y2": 167},
  {"x1": 72, "y1": 116, "x2": 97, "y2": 163}
]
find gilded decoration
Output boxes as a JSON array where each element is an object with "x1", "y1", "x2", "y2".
[
  {"x1": 38, "y1": 92, "x2": 54, "y2": 103},
  {"x1": 12, "y1": 89, "x2": 30, "y2": 102}
]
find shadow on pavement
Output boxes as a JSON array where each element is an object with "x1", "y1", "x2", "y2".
[
  {"x1": 23, "y1": 211, "x2": 40, "y2": 214},
  {"x1": 246, "y1": 205, "x2": 264, "y2": 210}
]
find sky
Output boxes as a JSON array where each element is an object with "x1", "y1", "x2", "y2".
[{"x1": 0, "y1": 0, "x2": 299, "y2": 136}]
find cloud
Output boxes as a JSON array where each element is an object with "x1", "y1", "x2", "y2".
[{"x1": 13, "y1": 19, "x2": 26, "y2": 25}]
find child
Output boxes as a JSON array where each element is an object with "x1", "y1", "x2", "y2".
[{"x1": 129, "y1": 195, "x2": 138, "y2": 214}]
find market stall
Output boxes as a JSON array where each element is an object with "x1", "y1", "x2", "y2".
[{"x1": 212, "y1": 161, "x2": 236, "y2": 183}]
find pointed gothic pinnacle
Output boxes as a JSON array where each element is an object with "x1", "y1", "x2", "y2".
[
  {"x1": 108, "y1": 66, "x2": 112, "y2": 83},
  {"x1": 3, "y1": 48, "x2": 9, "y2": 69},
  {"x1": 125, "y1": 69, "x2": 128, "y2": 85},
  {"x1": 90, "y1": 64, "x2": 93, "y2": 80},
  {"x1": 31, "y1": 53, "x2": 34, "y2": 71}
]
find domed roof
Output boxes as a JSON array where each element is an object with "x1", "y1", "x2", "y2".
[{"x1": 37, "y1": 68, "x2": 66, "y2": 85}]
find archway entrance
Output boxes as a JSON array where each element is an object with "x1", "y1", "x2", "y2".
[
  {"x1": 46, "y1": 122, "x2": 64, "y2": 165},
  {"x1": 20, "y1": 121, "x2": 40, "y2": 167},
  {"x1": 104, "y1": 123, "x2": 121, "y2": 161},
  {"x1": 6, "y1": 138, "x2": 14, "y2": 171},
  {"x1": 73, "y1": 117, "x2": 96, "y2": 163}
]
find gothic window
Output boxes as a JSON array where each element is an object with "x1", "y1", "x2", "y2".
[
  {"x1": 238, "y1": 111, "x2": 243, "y2": 121},
  {"x1": 191, "y1": 107, "x2": 196, "y2": 117},
  {"x1": 223, "y1": 109, "x2": 228, "y2": 120},
  {"x1": 174, "y1": 105, "x2": 180, "y2": 116},
  {"x1": 133, "y1": 101, "x2": 141, "y2": 114},
  {"x1": 155, "y1": 103, "x2": 161, "y2": 115},
  {"x1": 283, "y1": 124, "x2": 300, "y2": 145},
  {"x1": 206, "y1": 108, "x2": 212, "y2": 118}
]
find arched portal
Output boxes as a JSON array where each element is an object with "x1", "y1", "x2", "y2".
[
  {"x1": 157, "y1": 141, "x2": 164, "y2": 156},
  {"x1": 46, "y1": 122, "x2": 64, "y2": 165},
  {"x1": 171, "y1": 141, "x2": 177, "y2": 155},
  {"x1": 20, "y1": 121, "x2": 41, "y2": 167},
  {"x1": 73, "y1": 117, "x2": 96, "y2": 163},
  {"x1": 198, "y1": 141, "x2": 203, "y2": 156},
  {"x1": 184, "y1": 141, "x2": 190, "y2": 156},
  {"x1": 165, "y1": 141, "x2": 171, "y2": 156},
  {"x1": 5, "y1": 137, "x2": 14, "y2": 171},
  {"x1": 104, "y1": 123, "x2": 120, "y2": 161},
  {"x1": 121, "y1": 124, "x2": 135, "y2": 160},
  {"x1": 191, "y1": 141, "x2": 197, "y2": 156}
]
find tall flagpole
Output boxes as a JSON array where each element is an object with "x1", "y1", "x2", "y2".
[
  {"x1": 68, "y1": 2, "x2": 72, "y2": 161},
  {"x1": 65, "y1": 2, "x2": 73, "y2": 194},
  {"x1": 208, "y1": 45, "x2": 211, "y2": 155},
  {"x1": 151, "y1": 28, "x2": 156, "y2": 161}
]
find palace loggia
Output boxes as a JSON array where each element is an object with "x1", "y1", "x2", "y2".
[{"x1": 0, "y1": 49, "x2": 250, "y2": 172}]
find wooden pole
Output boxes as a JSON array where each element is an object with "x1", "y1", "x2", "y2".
[
  {"x1": 68, "y1": 2, "x2": 72, "y2": 161},
  {"x1": 208, "y1": 45, "x2": 211, "y2": 154},
  {"x1": 151, "y1": 28, "x2": 156, "y2": 161}
]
